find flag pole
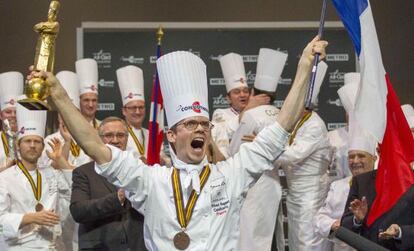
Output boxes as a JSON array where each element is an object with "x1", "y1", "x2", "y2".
[
  {"x1": 305, "y1": 0, "x2": 328, "y2": 109},
  {"x1": 156, "y1": 25, "x2": 164, "y2": 46},
  {"x1": 147, "y1": 25, "x2": 164, "y2": 164}
]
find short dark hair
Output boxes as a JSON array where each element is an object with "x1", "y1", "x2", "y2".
[{"x1": 253, "y1": 87, "x2": 276, "y2": 104}]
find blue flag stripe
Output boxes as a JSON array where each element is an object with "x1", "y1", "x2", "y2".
[{"x1": 331, "y1": 0, "x2": 368, "y2": 56}]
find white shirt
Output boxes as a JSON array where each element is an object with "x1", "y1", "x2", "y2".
[
  {"x1": 314, "y1": 176, "x2": 354, "y2": 251},
  {"x1": 228, "y1": 105, "x2": 283, "y2": 251},
  {"x1": 39, "y1": 131, "x2": 92, "y2": 168},
  {"x1": 211, "y1": 107, "x2": 240, "y2": 158},
  {"x1": 275, "y1": 111, "x2": 332, "y2": 251},
  {"x1": 95, "y1": 122, "x2": 289, "y2": 251},
  {"x1": 276, "y1": 112, "x2": 332, "y2": 176},
  {"x1": 126, "y1": 126, "x2": 149, "y2": 158},
  {"x1": 0, "y1": 130, "x2": 9, "y2": 170},
  {"x1": 229, "y1": 105, "x2": 280, "y2": 156},
  {"x1": 0, "y1": 165, "x2": 72, "y2": 250},
  {"x1": 328, "y1": 127, "x2": 352, "y2": 180}
]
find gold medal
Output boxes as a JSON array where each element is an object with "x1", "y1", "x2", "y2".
[
  {"x1": 173, "y1": 231, "x2": 190, "y2": 250},
  {"x1": 35, "y1": 203, "x2": 44, "y2": 212}
]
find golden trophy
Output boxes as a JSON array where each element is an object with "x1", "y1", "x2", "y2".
[{"x1": 19, "y1": 0, "x2": 60, "y2": 110}]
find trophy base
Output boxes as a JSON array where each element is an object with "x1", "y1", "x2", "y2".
[{"x1": 18, "y1": 98, "x2": 50, "y2": 111}]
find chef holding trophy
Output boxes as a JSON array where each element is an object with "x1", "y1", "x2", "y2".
[{"x1": 0, "y1": 1, "x2": 76, "y2": 250}]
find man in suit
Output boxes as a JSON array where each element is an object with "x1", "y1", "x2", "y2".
[
  {"x1": 343, "y1": 177, "x2": 414, "y2": 250},
  {"x1": 70, "y1": 116, "x2": 146, "y2": 251},
  {"x1": 340, "y1": 138, "x2": 414, "y2": 250},
  {"x1": 377, "y1": 185, "x2": 414, "y2": 251}
]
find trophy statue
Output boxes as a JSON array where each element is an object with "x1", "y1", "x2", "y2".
[{"x1": 18, "y1": 0, "x2": 60, "y2": 110}]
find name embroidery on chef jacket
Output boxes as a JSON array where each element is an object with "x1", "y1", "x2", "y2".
[{"x1": 210, "y1": 177, "x2": 230, "y2": 216}]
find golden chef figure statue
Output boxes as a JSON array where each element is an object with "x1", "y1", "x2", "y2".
[{"x1": 19, "y1": 0, "x2": 60, "y2": 110}]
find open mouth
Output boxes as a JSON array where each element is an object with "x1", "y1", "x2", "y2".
[{"x1": 191, "y1": 137, "x2": 205, "y2": 150}]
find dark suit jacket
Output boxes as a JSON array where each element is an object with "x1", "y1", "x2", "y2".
[
  {"x1": 341, "y1": 170, "x2": 414, "y2": 250},
  {"x1": 70, "y1": 161, "x2": 146, "y2": 251},
  {"x1": 341, "y1": 170, "x2": 377, "y2": 233}
]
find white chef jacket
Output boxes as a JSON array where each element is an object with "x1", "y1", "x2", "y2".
[
  {"x1": 126, "y1": 126, "x2": 149, "y2": 158},
  {"x1": 228, "y1": 105, "x2": 284, "y2": 251},
  {"x1": 39, "y1": 132, "x2": 89, "y2": 251},
  {"x1": 0, "y1": 130, "x2": 14, "y2": 172},
  {"x1": 229, "y1": 105, "x2": 280, "y2": 156},
  {"x1": 95, "y1": 122, "x2": 289, "y2": 251},
  {"x1": 328, "y1": 127, "x2": 351, "y2": 181},
  {"x1": 211, "y1": 107, "x2": 240, "y2": 159},
  {"x1": 314, "y1": 176, "x2": 354, "y2": 251},
  {"x1": 0, "y1": 165, "x2": 72, "y2": 250},
  {"x1": 275, "y1": 111, "x2": 332, "y2": 251},
  {"x1": 0, "y1": 131, "x2": 11, "y2": 250}
]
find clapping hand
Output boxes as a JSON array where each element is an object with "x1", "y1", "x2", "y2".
[
  {"x1": 46, "y1": 137, "x2": 73, "y2": 170},
  {"x1": 379, "y1": 224, "x2": 400, "y2": 240},
  {"x1": 349, "y1": 196, "x2": 368, "y2": 223}
]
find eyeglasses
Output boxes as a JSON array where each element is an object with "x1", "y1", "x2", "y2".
[
  {"x1": 176, "y1": 120, "x2": 214, "y2": 131},
  {"x1": 100, "y1": 132, "x2": 128, "y2": 140},
  {"x1": 124, "y1": 106, "x2": 145, "y2": 112}
]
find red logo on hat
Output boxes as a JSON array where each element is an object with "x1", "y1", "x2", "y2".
[
  {"x1": 19, "y1": 127, "x2": 25, "y2": 135},
  {"x1": 192, "y1": 101, "x2": 201, "y2": 113},
  {"x1": 90, "y1": 85, "x2": 97, "y2": 91},
  {"x1": 240, "y1": 77, "x2": 245, "y2": 84},
  {"x1": 127, "y1": 92, "x2": 134, "y2": 99},
  {"x1": 7, "y1": 99, "x2": 15, "y2": 105}
]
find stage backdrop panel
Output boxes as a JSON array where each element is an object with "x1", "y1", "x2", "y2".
[{"x1": 78, "y1": 22, "x2": 356, "y2": 131}]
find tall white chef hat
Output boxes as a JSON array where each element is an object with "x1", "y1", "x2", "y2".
[
  {"x1": 56, "y1": 71, "x2": 80, "y2": 109},
  {"x1": 310, "y1": 61, "x2": 328, "y2": 106},
  {"x1": 0, "y1": 71, "x2": 24, "y2": 111},
  {"x1": 75, "y1": 58, "x2": 99, "y2": 95},
  {"x1": 401, "y1": 104, "x2": 414, "y2": 129},
  {"x1": 348, "y1": 113, "x2": 377, "y2": 155},
  {"x1": 116, "y1": 65, "x2": 145, "y2": 106},
  {"x1": 16, "y1": 96, "x2": 47, "y2": 140},
  {"x1": 219, "y1": 53, "x2": 248, "y2": 93},
  {"x1": 337, "y1": 72, "x2": 360, "y2": 114},
  {"x1": 157, "y1": 51, "x2": 209, "y2": 128},
  {"x1": 254, "y1": 48, "x2": 288, "y2": 92}
]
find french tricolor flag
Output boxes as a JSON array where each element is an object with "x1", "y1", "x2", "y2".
[
  {"x1": 332, "y1": 0, "x2": 414, "y2": 226},
  {"x1": 147, "y1": 44, "x2": 164, "y2": 165}
]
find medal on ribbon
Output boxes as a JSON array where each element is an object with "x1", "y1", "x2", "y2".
[
  {"x1": 171, "y1": 165, "x2": 211, "y2": 250},
  {"x1": 17, "y1": 161, "x2": 43, "y2": 211}
]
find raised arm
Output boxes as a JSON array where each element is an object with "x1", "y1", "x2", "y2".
[
  {"x1": 276, "y1": 36, "x2": 327, "y2": 132},
  {"x1": 27, "y1": 70, "x2": 111, "y2": 164}
]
